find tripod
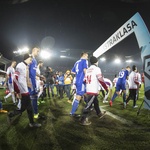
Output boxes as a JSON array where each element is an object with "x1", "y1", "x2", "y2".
[{"x1": 137, "y1": 99, "x2": 150, "y2": 116}]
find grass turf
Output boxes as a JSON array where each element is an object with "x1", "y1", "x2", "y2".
[{"x1": 0, "y1": 84, "x2": 150, "y2": 150}]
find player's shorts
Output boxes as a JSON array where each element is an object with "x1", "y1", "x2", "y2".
[
  {"x1": 8, "y1": 83, "x2": 14, "y2": 93},
  {"x1": 116, "y1": 82, "x2": 126, "y2": 92},
  {"x1": 28, "y1": 77, "x2": 37, "y2": 95},
  {"x1": 76, "y1": 83, "x2": 86, "y2": 96},
  {"x1": 36, "y1": 79, "x2": 40, "y2": 92}
]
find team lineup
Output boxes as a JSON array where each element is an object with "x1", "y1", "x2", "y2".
[{"x1": 0, "y1": 49, "x2": 142, "y2": 126}]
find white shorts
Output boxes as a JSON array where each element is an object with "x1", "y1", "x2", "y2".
[
  {"x1": 8, "y1": 83, "x2": 14, "y2": 93},
  {"x1": 36, "y1": 80, "x2": 40, "y2": 91}
]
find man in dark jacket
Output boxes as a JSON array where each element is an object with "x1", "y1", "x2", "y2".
[{"x1": 45, "y1": 67, "x2": 54, "y2": 98}]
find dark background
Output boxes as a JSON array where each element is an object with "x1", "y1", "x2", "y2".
[{"x1": 0, "y1": 0, "x2": 149, "y2": 78}]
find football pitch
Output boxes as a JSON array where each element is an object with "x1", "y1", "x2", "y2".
[{"x1": 0, "y1": 85, "x2": 150, "y2": 150}]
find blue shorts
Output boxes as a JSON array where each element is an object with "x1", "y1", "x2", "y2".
[
  {"x1": 28, "y1": 77, "x2": 37, "y2": 95},
  {"x1": 116, "y1": 82, "x2": 126, "y2": 92},
  {"x1": 76, "y1": 83, "x2": 86, "y2": 96}
]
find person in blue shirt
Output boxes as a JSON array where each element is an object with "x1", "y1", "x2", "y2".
[
  {"x1": 28, "y1": 47, "x2": 40, "y2": 119},
  {"x1": 70, "y1": 52, "x2": 88, "y2": 116},
  {"x1": 109, "y1": 66, "x2": 131, "y2": 108},
  {"x1": 58, "y1": 71, "x2": 64, "y2": 99}
]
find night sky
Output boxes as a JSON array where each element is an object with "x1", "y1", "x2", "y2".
[{"x1": 0, "y1": 0, "x2": 150, "y2": 74}]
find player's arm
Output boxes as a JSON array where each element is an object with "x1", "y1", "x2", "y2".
[
  {"x1": 4, "y1": 69, "x2": 9, "y2": 87},
  {"x1": 26, "y1": 66, "x2": 32, "y2": 88},
  {"x1": 126, "y1": 75, "x2": 129, "y2": 80},
  {"x1": 134, "y1": 75, "x2": 139, "y2": 85},
  {"x1": 36, "y1": 72, "x2": 45, "y2": 80},
  {"x1": 70, "y1": 74, "x2": 73, "y2": 81},
  {"x1": 71, "y1": 64, "x2": 76, "y2": 75},
  {"x1": 97, "y1": 74, "x2": 108, "y2": 93},
  {"x1": 64, "y1": 73, "x2": 68, "y2": 80},
  {"x1": 36, "y1": 72, "x2": 42, "y2": 78},
  {"x1": 83, "y1": 59, "x2": 88, "y2": 74},
  {"x1": 83, "y1": 68, "x2": 87, "y2": 74}
]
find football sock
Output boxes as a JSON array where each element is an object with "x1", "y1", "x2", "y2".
[
  {"x1": 112, "y1": 93, "x2": 118, "y2": 102},
  {"x1": 5, "y1": 93, "x2": 11, "y2": 98},
  {"x1": 17, "y1": 99, "x2": 21, "y2": 110},
  {"x1": 70, "y1": 99, "x2": 79, "y2": 115},
  {"x1": 123, "y1": 93, "x2": 126, "y2": 103},
  {"x1": 12, "y1": 93, "x2": 16, "y2": 104}
]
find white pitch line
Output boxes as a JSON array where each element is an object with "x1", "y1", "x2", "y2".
[{"x1": 100, "y1": 106, "x2": 133, "y2": 126}]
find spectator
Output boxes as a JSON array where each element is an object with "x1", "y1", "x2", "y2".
[
  {"x1": 45, "y1": 67, "x2": 55, "y2": 98},
  {"x1": 58, "y1": 71, "x2": 64, "y2": 99},
  {"x1": 54, "y1": 71, "x2": 59, "y2": 97},
  {"x1": 64, "y1": 70, "x2": 73, "y2": 99}
]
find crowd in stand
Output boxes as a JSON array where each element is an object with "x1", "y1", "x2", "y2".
[{"x1": 0, "y1": 48, "x2": 144, "y2": 126}]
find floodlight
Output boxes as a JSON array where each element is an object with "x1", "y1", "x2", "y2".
[
  {"x1": 114, "y1": 58, "x2": 121, "y2": 64},
  {"x1": 13, "y1": 47, "x2": 29, "y2": 55},
  {"x1": 100, "y1": 57, "x2": 106, "y2": 61},
  {"x1": 40, "y1": 50, "x2": 51, "y2": 59},
  {"x1": 60, "y1": 55, "x2": 66, "y2": 58},
  {"x1": 126, "y1": 59, "x2": 133, "y2": 63}
]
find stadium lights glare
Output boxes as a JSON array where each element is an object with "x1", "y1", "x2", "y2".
[
  {"x1": 40, "y1": 50, "x2": 51, "y2": 59},
  {"x1": 60, "y1": 55, "x2": 66, "y2": 58},
  {"x1": 100, "y1": 57, "x2": 106, "y2": 61},
  {"x1": 60, "y1": 50, "x2": 67, "y2": 52},
  {"x1": 13, "y1": 47, "x2": 29, "y2": 54},
  {"x1": 126, "y1": 59, "x2": 133, "y2": 63},
  {"x1": 114, "y1": 58, "x2": 121, "y2": 64}
]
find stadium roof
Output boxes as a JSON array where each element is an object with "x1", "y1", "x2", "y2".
[{"x1": 0, "y1": 55, "x2": 11, "y2": 70}]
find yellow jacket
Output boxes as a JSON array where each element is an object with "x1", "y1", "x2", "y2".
[{"x1": 64, "y1": 74, "x2": 73, "y2": 85}]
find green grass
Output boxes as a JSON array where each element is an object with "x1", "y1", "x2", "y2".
[{"x1": 0, "y1": 84, "x2": 150, "y2": 150}]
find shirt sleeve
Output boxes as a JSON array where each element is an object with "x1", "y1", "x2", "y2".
[{"x1": 96, "y1": 68, "x2": 108, "y2": 91}]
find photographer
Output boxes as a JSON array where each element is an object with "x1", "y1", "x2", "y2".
[
  {"x1": 45, "y1": 67, "x2": 55, "y2": 98},
  {"x1": 64, "y1": 70, "x2": 73, "y2": 99}
]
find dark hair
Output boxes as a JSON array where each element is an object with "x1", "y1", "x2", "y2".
[
  {"x1": 126, "y1": 66, "x2": 130, "y2": 69},
  {"x1": 23, "y1": 53, "x2": 32, "y2": 60},
  {"x1": 132, "y1": 65, "x2": 137, "y2": 71},
  {"x1": 90, "y1": 56, "x2": 98, "y2": 64},
  {"x1": 38, "y1": 60, "x2": 43, "y2": 64}
]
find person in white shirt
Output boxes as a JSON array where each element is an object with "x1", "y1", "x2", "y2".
[
  {"x1": 102, "y1": 77, "x2": 113, "y2": 103},
  {"x1": 4, "y1": 61, "x2": 17, "y2": 104},
  {"x1": 67, "y1": 76, "x2": 76, "y2": 104},
  {"x1": 136, "y1": 70, "x2": 142, "y2": 100},
  {"x1": 113, "y1": 74, "x2": 118, "y2": 89},
  {"x1": 7, "y1": 53, "x2": 41, "y2": 127},
  {"x1": 80, "y1": 56, "x2": 108, "y2": 126},
  {"x1": 36, "y1": 60, "x2": 45, "y2": 102},
  {"x1": 126, "y1": 65, "x2": 139, "y2": 108}
]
